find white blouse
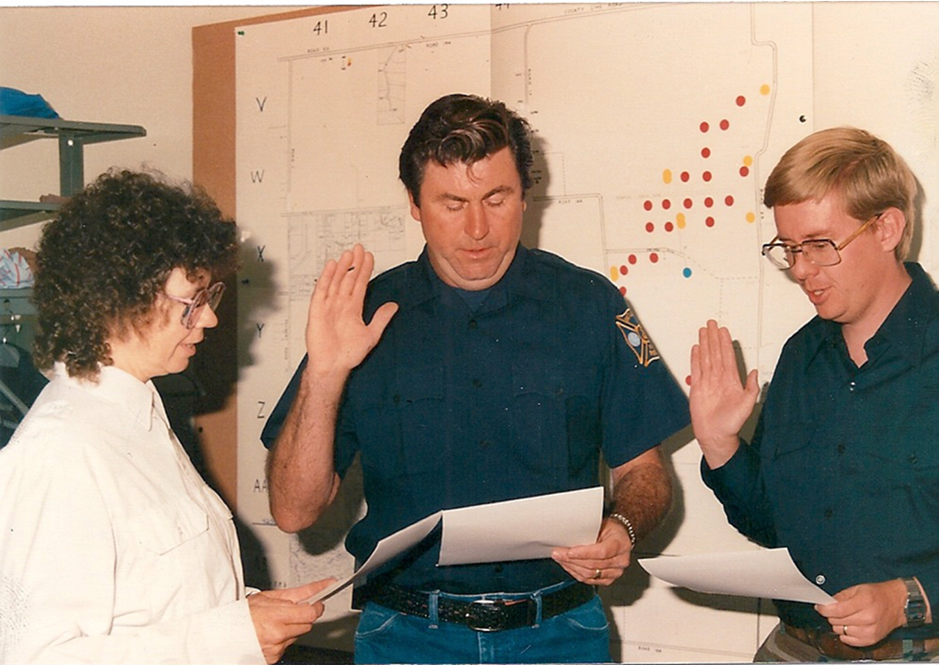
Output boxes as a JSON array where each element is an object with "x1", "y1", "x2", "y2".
[{"x1": 0, "y1": 364, "x2": 264, "y2": 664}]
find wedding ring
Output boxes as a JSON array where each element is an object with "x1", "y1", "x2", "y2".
[
  {"x1": 594, "y1": 568, "x2": 602, "y2": 580},
  {"x1": 842, "y1": 625, "x2": 848, "y2": 636}
]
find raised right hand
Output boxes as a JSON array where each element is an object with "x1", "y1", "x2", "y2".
[
  {"x1": 689, "y1": 319, "x2": 760, "y2": 469},
  {"x1": 306, "y1": 243, "x2": 398, "y2": 377}
]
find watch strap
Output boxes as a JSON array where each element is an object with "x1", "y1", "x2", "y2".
[{"x1": 904, "y1": 577, "x2": 927, "y2": 628}]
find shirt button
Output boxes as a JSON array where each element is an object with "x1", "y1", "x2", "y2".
[
  {"x1": 848, "y1": 381, "x2": 857, "y2": 392},
  {"x1": 393, "y1": 394, "x2": 401, "y2": 405},
  {"x1": 468, "y1": 319, "x2": 478, "y2": 330},
  {"x1": 836, "y1": 444, "x2": 845, "y2": 454},
  {"x1": 479, "y1": 440, "x2": 490, "y2": 449},
  {"x1": 816, "y1": 574, "x2": 826, "y2": 585},
  {"x1": 824, "y1": 508, "x2": 833, "y2": 519},
  {"x1": 472, "y1": 378, "x2": 482, "y2": 388}
]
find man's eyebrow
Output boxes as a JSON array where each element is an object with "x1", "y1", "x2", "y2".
[
  {"x1": 483, "y1": 185, "x2": 515, "y2": 199},
  {"x1": 436, "y1": 192, "x2": 469, "y2": 203},
  {"x1": 434, "y1": 185, "x2": 516, "y2": 202},
  {"x1": 777, "y1": 232, "x2": 830, "y2": 243}
]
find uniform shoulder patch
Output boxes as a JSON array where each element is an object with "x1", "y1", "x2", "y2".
[{"x1": 615, "y1": 307, "x2": 660, "y2": 367}]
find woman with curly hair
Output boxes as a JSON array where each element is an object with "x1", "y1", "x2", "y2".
[{"x1": 0, "y1": 170, "x2": 331, "y2": 664}]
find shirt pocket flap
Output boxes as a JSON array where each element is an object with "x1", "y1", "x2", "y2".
[
  {"x1": 131, "y1": 501, "x2": 210, "y2": 555},
  {"x1": 762, "y1": 421, "x2": 815, "y2": 461},
  {"x1": 397, "y1": 367, "x2": 445, "y2": 404},
  {"x1": 512, "y1": 361, "x2": 563, "y2": 397}
]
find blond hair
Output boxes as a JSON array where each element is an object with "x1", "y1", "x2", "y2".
[{"x1": 764, "y1": 127, "x2": 917, "y2": 259}]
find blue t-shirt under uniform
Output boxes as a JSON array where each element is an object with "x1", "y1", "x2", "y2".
[
  {"x1": 263, "y1": 244, "x2": 689, "y2": 594},
  {"x1": 703, "y1": 262, "x2": 939, "y2": 639}
]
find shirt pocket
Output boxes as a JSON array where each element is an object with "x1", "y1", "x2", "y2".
[
  {"x1": 398, "y1": 368, "x2": 446, "y2": 476},
  {"x1": 510, "y1": 361, "x2": 568, "y2": 481},
  {"x1": 761, "y1": 421, "x2": 814, "y2": 462},
  {"x1": 354, "y1": 366, "x2": 445, "y2": 478},
  {"x1": 130, "y1": 500, "x2": 210, "y2": 555},
  {"x1": 759, "y1": 421, "x2": 820, "y2": 502}
]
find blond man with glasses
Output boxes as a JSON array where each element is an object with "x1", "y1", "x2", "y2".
[{"x1": 690, "y1": 128, "x2": 939, "y2": 661}]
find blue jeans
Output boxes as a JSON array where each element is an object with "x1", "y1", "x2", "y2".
[{"x1": 353, "y1": 583, "x2": 611, "y2": 664}]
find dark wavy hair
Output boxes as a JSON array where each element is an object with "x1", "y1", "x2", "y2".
[
  {"x1": 33, "y1": 169, "x2": 239, "y2": 380},
  {"x1": 399, "y1": 93, "x2": 533, "y2": 206}
]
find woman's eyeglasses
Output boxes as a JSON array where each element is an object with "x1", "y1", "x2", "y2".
[{"x1": 163, "y1": 282, "x2": 225, "y2": 329}]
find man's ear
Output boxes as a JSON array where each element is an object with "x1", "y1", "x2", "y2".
[
  {"x1": 876, "y1": 207, "x2": 906, "y2": 254},
  {"x1": 408, "y1": 190, "x2": 422, "y2": 222}
]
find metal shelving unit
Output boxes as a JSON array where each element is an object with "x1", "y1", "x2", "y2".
[
  {"x1": 0, "y1": 114, "x2": 146, "y2": 227},
  {"x1": 0, "y1": 115, "x2": 146, "y2": 313}
]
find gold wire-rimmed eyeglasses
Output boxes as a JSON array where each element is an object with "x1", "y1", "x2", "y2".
[{"x1": 761, "y1": 213, "x2": 883, "y2": 270}]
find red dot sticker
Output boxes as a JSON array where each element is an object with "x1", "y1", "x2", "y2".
[
  {"x1": 680, "y1": 171, "x2": 690, "y2": 182},
  {"x1": 685, "y1": 375, "x2": 692, "y2": 386},
  {"x1": 619, "y1": 265, "x2": 628, "y2": 275},
  {"x1": 706, "y1": 216, "x2": 715, "y2": 227},
  {"x1": 645, "y1": 222, "x2": 655, "y2": 233},
  {"x1": 739, "y1": 166, "x2": 750, "y2": 177},
  {"x1": 725, "y1": 195, "x2": 735, "y2": 206},
  {"x1": 683, "y1": 198, "x2": 693, "y2": 209},
  {"x1": 736, "y1": 95, "x2": 746, "y2": 107},
  {"x1": 720, "y1": 119, "x2": 730, "y2": 131},
  {"x1": 702, "y1": 171, "x2": 712, "y2": 182},
  {"x1": 628, "y1": 254, "x2": 637, "y2": 265},
  {"x1": 665, "y1": 221, "x2": 674, "y2": 232},
  {"x1": 662, "y1": 199, "x2": 671, "y2": 210},
  {"x1": 701, "y1": 147, "x2": 711, "y2": 158},
  {"x1": 643, "y1": 200, "x2": 653, "y2": 211},
  {"x1": 620, "y1": 286, "x2": 627, "y2": 296},
  {"x1": 704, "y1": 197, "x2": 714, "y2": 208},
  {"x1": 649, "y1": 253, "x2": 659, "y2": 263},
  {"x1": 700, "y1": 122, "x2": 710, "y2": 133}
]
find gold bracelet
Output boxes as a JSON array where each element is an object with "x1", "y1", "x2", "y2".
[{"x1": 609, "y1": 512, "x2": 637, "y2": 547}]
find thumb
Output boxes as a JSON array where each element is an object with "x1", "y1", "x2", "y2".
[
  {"x1": 368, "y1": 301, "x2": 399, "y2": 336},
  {"x1": 280, "y1": 578, "x2": 338, "y2": 603},
  {"x1": 744, "y1": 369, "x2": 760, "y2": 402}
]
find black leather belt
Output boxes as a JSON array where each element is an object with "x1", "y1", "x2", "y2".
[{"x1": 366, "y1": 583, "x2": 596, "y2": 632}]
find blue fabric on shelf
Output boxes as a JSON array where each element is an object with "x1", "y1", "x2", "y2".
[{"x1": 0, "y1": 87, "x2": 60, "y2": 118}]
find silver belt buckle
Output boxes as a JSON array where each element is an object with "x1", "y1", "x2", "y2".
[{"x1": 464, "y1": 598, "x2": 505, "y2": 632}]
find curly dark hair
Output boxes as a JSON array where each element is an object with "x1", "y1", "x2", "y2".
[
  {"x1": 399, "y1": 93, "x2": 534, "y2": 206},
  {"x1": 33, "y1": 169, "x2": 239, "y2": 380}
]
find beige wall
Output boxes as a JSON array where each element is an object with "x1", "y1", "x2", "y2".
[{"x1": 0, "y1": 6, "x2": 294, "y2": 245}]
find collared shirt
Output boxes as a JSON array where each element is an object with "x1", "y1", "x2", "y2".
[
  {"x1": 0, "y1": 364, "x2": 264, "y2": 664},
  {"x1": 264, "y1": 245, "x2": 689, "y2": 593},
  {"x1": 703, "y1": 263, "x2": 939, "y2": 637}
]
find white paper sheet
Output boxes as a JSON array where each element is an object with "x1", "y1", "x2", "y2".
[
  {"x1": 302, "y1": 486, "x2": 604, "y2": 604},
  {"x1": 439, "y1": 486, "x2": 604, "y2": 565},
  {"x1": 302, "y1": 511, "x2": 442, "y2": 603},
  {"x1": 639, "y1": 547, "x2": 835, "y2": 604}
]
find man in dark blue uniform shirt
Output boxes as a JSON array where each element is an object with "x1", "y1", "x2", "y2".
[
  {"x1": 690, "y1": 127, "x2": 939, "y2": 661},
  {"x1": 263, "y1": 94, "x2": 689, "y2": 663}
]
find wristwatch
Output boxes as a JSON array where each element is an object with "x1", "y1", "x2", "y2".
[{"x1": 903, "y1": 577, "x2": 927, "y2": 627}]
